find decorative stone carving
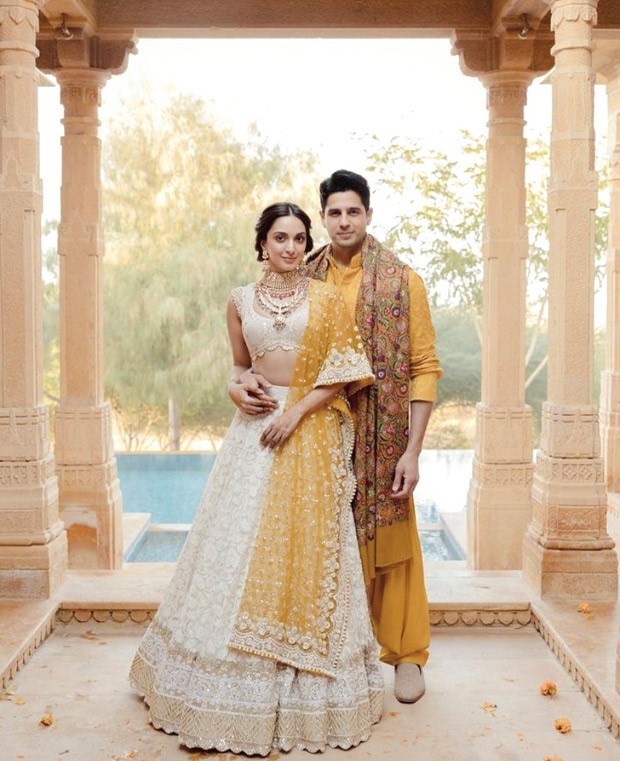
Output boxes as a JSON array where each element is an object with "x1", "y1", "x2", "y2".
[
  {"x1": 60, "y1": 83, "x2": 100, "y2": 106},
  {"x1": 36, "y1": 27, "x2": 136, "y2": 75},
  {"x1": 55, "y1": 406, "x2": 114, "y2": 465},
  {"x1": 0, "y1": 3, "x2": 38, "y2": 31},
  {"x1": 550, "y1": 1, "x2": 598, "y2": 30},
  {"x1": 451, "y1": 25, "x2": 554, "y2": 79},
  {"x1": 472, "y1": 461, "x2": 534, "y2": 487},
  {"x1": 487, "y1": 84, "x2": 528, "y2": 107},
  {"x1": 540, "y1": 403, "x2": 601, "y2": 458},
  {"x1": 57, "y1": 460, "x2": 117, "y2": 490}
]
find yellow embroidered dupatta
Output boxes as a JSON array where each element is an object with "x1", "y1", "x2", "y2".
[{"x1": 228, "y1": 280, "x2": 373, "y2": 676}]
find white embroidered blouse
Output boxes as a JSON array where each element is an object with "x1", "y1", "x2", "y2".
[{"x1": 230, "y1": 283, "x2": 309, "y2": 363}]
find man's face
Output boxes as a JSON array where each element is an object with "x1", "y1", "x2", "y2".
[{"x1": 320, "y1": 191, "x2": 373, "y2": 254}]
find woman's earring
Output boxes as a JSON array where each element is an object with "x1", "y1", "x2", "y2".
[{"x1": 262, "y1": 250, "x2": 269, "y2": 260}]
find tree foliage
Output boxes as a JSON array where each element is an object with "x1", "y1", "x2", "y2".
[
  {"x1": 365, "y1": 130, "x2": 608, "y2": 318},
  {"x1": 365, "y1": 130, "x2": 609, "y2": 415},
  {"x1": 102, "y1": 91, "x2": 321, "y2": 449}
]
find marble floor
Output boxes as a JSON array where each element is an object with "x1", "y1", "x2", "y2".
[{"x1": 1, "y1": 622, "x2": 618, "y2": 761}]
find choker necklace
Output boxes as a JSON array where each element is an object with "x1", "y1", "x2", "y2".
[{"x1": 256, "y1": 268, "x2": 308, "y2": 329}]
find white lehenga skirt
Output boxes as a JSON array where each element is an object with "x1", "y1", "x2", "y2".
[{"x1": 129, "y1": 386, "x2": 384, "y2": 756}]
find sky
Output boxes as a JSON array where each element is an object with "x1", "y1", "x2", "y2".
[{"x1": 37, "y1": 36, "x2": 591, "y2": 230}]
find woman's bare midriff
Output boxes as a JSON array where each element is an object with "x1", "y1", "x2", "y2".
[{"x1": 252, "y1": 348, "x2": 298, "y2": 387}]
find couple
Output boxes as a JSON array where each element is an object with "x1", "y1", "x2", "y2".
[{"x1": 129, "y1": 170, "x2": 442, "y2": 755}]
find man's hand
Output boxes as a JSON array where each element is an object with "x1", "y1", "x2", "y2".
[
  {"x1": 391, "y1": 450, "x2": 420, "y2": 499},
  {"x1": 260, "y1": 408, "x2": 303, "y2": 448},
  {"x1": 228, "y1": 375, "x2": 278, "y2": 415}
]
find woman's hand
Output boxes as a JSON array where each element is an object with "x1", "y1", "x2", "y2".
[{"x1": 260, "y1": 407, "x2": 303, "y2": 448}]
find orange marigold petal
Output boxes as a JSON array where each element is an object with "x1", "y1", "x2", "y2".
[{"x1": 540, "y1": 680, "x2": 558, "y2": 696}]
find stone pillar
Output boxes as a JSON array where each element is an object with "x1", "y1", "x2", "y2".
[
  {"x1": 54, "y1": 69, "x2": 123, "y2": 569},
  {"x1": 0, "y1": 0, "x2": 67, "y2": 597},
  {"x1": 452, "y1": 20, "x2": 553, "y2": 570},
  {"x1": 600, "y1": 64, "x2": 620, "y2": 499},
  {"x1": 467, "y1": 72, "x2": 535, "y2": 569},
  {"x1": 523, "y1": 0, "x2": 618, "y2": 600},
  {"x1": 37, "y1": 27, "x2": 135, "y2": 569}
]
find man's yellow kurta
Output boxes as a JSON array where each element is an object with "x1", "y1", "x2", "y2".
[{"x1": 325, "y1": 251, "x2": 442, "y2": 667}]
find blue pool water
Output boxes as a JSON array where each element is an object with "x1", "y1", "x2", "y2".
[
  {"x1": 118, "y1": 451, "x2": 472, "y2": 563},
  {"x1": 117, "y1": 453, "x2": 214, "y2": 524}
]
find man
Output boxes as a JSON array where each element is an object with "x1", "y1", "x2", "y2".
[{"x1": 229, "y1": 170, "x2": 442, "y2": 703}]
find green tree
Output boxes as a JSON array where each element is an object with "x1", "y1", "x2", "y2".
[
  {"x1": 365, "y1": 130, "x2": 609, "y2": 405},
  {"x1": 103, "y1": 90, "x2": 321, "y2": 449}
]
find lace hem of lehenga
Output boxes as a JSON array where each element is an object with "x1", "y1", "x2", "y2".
[{"x1": 130, "y1": 651, "x2": 383, "y2": 757}]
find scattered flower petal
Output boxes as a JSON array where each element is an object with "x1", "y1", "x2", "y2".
[
  {"x1": 543, "y1": 756, "x2": 563, "y2": 761},
  {"x1": 577, "y1": 602, "x2": 591, "y2": 615},
  {"x1": 14, "y1": 696, "x2": 26, "y2": 705},
  {"x1": 39, "y1": 713, "x2": 54, "y2": 726},
  {"x1": 481, "y1": 701, "x2": 497, "y2": 715},
  {"x1": 554, "y1": 717, "x2": 572, "y2": 734},
  {"x1": 388, "y1": 711, "x2": 400, "y2": 717},
  {"x1": 540, "y1": 680, "x2": 558, "y2": 696}
]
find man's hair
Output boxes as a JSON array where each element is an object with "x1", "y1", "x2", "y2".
[{"x1": 319, "y1": 169, "x2": 371, "y2": 211}]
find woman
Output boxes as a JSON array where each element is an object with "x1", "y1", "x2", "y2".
[{"x1": 129, "y1": 202, "x2": 383, "y2": 755}]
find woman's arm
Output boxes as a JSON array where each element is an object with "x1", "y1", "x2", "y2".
[
  {"x1": 226, "y1": 297, "x2": 278, "y2": 414},
  {"x1": 260, "y1": 382, "x2": 347, "y2": 448}
]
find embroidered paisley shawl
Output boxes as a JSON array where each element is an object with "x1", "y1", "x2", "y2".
[
  {"x1": 305, "y1": 234, "x2": 412, "y2": 583},
  {"x1": 228, "y1": 279, "x2": 373, "y2": 677}
]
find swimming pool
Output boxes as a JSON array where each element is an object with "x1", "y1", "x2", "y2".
[{"x1": 118, "y1": 451, "x2": 471, "y2": 563}]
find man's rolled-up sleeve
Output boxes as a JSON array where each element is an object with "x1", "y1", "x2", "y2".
[{"x1": 408, "y1": 270, "x2": 443, "y2": 402}]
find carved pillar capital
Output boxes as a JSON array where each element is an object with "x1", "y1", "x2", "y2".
[
  {"x1": 451, "y1": 23, "x2": 554, "y2": 79},
  {"x1": 56, "y1": 68, "x2": 110, "y2": 113},
  {"x1": 0, "y1": 0, "x2": 42, "y2": 31},
  {"x1": 550, "y1": 0, "x2": 598, "y2": 31},
  {"x1": 36, "y1": 26, "x2": 136, "y2": 77}
]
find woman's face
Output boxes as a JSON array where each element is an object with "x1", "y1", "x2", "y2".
[{"x1": 261, "y1": 215, "x2": 307, "y2": 273}]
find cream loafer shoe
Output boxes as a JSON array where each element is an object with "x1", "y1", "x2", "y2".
[{"x1": 394, "y1": 663, "x2": 426, "y2": 703}]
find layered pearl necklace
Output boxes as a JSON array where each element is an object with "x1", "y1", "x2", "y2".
[{"x1": 255, "y1": 268, "x2": 309, "y2": 330}]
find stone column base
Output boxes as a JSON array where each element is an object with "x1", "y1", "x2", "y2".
[
  {"x1": 467, "y1": 460, "x2": 533, "y2": 569},
  {"x1": 0, "y1": 532, "x2": 67, "y2": 598},
  {"x1": 57, "y1": 460, "x2": 123, "y2": 569},
  {"x1": 523, "y1": 532, "x2": 618, "y2": 601}
]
